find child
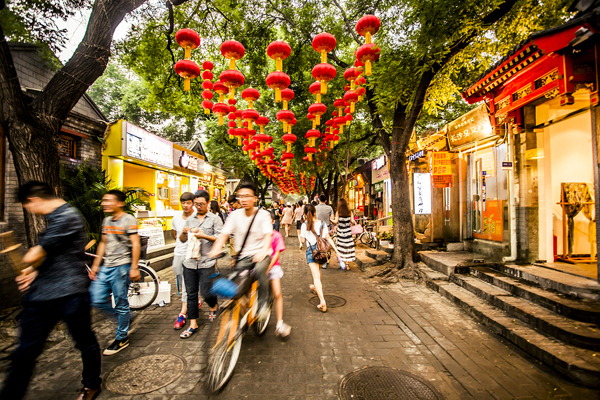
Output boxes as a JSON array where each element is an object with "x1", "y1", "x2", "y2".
[{"x1": 269, "y1": 213, "x2": 291, "y2": 337}]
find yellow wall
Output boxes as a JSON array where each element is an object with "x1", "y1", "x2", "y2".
[{"x1": 123, "y1": 163, "x2": 156, "y2": 211}]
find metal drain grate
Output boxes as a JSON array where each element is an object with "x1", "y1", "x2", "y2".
[
  {"x1": 309, "y1": 295, "x2": 347, "y2": 308},
  {"x1": 339, "y1": 366, "x2": 443, "y2": 400},
  {"x1": 105, "y1": 354, "x2": 186, "y2": 395}
]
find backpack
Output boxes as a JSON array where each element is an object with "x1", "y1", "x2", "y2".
[{"x1": 310, "y1": 222, "x2": 331, "y2": 264}]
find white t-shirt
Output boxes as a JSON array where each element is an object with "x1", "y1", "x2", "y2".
[
  {"x1": 221, "y1": 208, "x2": 273, "y2": 258},
  {"x1": 300, "y1": 220, "x2": 329, "y2": 246},
  {"x1": 171, "y1": 210, "x2": 196, "y2": 256}
]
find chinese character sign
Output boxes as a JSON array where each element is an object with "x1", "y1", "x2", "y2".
[
  {"x1": 413, "y1": 173, "x2": 432, "y2": 215},
  {"x1": 429, "y1": 152, "x2": 451, "y2": 175}
]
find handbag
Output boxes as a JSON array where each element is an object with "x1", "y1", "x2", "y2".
[
  {"x1": 311, "y1": 222, "x2": 331, "y2": 264},
  {"x1": 351, "y1": 224, "x2": 363, "y2": 235}
]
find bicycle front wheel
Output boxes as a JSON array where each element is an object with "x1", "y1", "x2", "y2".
[
  {"x1": 128, "y1": 265, "x2": 159, "y2": 310},
  {"x1": 204, "y1": 307, "x2": 243, "y2": 393}
]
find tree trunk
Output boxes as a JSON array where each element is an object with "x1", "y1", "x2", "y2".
[
  {"x1": 389, "y1": 151, "x2": 416, "y2": 267},
  {"x1": 333, "y1": 173, "x2": 339, "y2": 209}
]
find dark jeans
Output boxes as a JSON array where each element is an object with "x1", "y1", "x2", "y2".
[
  {"x1": 273, "y1": 220, "x2": 280, "y2": 231},
  {"x1": 235, "y1": 255, "x2": 271, "y2": 308},
  {"x1": 0, "y1": 293, "x2": 101, "y2": 399},
  {"x1": 183, "y1": 265, "x2": 218, "y2": 320}
]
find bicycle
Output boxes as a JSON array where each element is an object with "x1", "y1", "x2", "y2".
[
  {"x1": 203, "y1": 254, "x2": 273, "y2": 393},
  {"x1": 358, "y1": 220, "x2": 378, "y2": 248},
  {"x1": 84, "y1": 238, "x2": 160, "y2": 310}
]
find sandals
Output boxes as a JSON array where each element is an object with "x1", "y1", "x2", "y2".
[
  {"x1": 317, "y1": 304, "x2": 327, "y2": 313},
  {"x1": 180, "y1": 327, "x2": 198, "y2": 339},
  {"x1": 309, "y1": 285, "x2": 317, "y2": 295}
]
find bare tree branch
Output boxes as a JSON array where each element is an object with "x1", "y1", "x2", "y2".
[{"x1": 330, "y1": 0, "x2": 361, "y2": 44}]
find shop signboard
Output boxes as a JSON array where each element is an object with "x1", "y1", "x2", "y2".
[
  {"x1": 125, "y1": 122, "x2": 173, "y2": 168},
  {"x1": 198, "y1": 172, "x2": 213, "y2": 186},
  {"x1": 174, "y1": 147, "x2": 201, "y2": 172},
  {"x1": 408, "y1": 150, "x2": 425, "y2": 161},
  {"x1": 447, "y1": 104, "x2": 493, "y2": 149},
  {"x1": 138, "y1": 218, "x2": 165, "y2": 251},
  {"x1": 474, "y1": 200, "x2": 503, "y2": 242},
  {"x1": 213, "y1": 174, "x2": 226, "y2": 187},
  {"x1": 417, "y1": 131, "x2": 448, "y2": 152},
  {"x1": 413, "y1": 173, "x2": 432, "y2": 214},
  {"x1": 372, "y1": 155, "x2": 390, "y2": 183},
  {"x1": 429, "y1": 152, "x2": 452, "y2": 175}
]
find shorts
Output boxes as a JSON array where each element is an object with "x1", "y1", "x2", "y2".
[
  {"x1": 305, "y1": 243, "x2": 317, "y2": 264},
  {"x1": 296, "y1": 220, "x2": 302, "y2": 230},
  {"x1": 268, "y1": 265, "x2": 283, "y2": 280}
]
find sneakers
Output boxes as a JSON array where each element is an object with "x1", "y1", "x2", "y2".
[
  {"x1": 103, "y1": 337, "x2": 129, "y2": 356},
  {"x1": 209, "y1": 310, "x2": 217, "y2": 322},
  {"x1": 275, "y1": 321, "x2": 291, "y2": 338},
  {"x1": 174, "y1": 313, "x2": 186, "y2": 330},
  {"x1": 76, "y1": 387, "x2": 101, "y2": 400}
]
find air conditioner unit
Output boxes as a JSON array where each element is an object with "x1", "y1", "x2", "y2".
[{"x1": 357, "y1": 158, "x2": 369, "y2": 166}]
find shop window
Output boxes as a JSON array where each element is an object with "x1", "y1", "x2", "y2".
[{"x1": 58, "y1": 135, "x2": 77, "y2": 159}]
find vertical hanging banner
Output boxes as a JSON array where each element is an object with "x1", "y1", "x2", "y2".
[{"x1": 429, "y1": 152, "x2": 452, "y2": 188}]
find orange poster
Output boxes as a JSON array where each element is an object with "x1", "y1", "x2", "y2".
[
  {"x1": 430, "y1": 152, "x2": 452, "y2": 175},
  {"x1": 474, "y1": 200, "x2": 503, "y2": 242}
]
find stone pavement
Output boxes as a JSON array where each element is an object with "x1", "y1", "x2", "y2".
[{"x1": 1, "y1": 231, "x2": 599, "y2": 399}]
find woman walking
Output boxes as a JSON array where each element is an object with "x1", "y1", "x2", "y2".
[
  {"x1": 299, "y1": 204, "x2": 340, "y2": 313},
  {"x1": 294, "y1": 201, "x2": 304, "y2": 248},
  {"x1": 331, "y1": 198, "x2": 356, "y2": 268},
  {"x1": 281, "y1": 203, "x2": 294, "y2": 237}
]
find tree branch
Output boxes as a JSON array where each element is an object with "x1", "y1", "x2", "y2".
[
  {"x1": 330, "y1": 0, "x2": 361, "y2": 44},
  {"x1": 0, "y1": 25, "x2": 30, "y2": 128}
]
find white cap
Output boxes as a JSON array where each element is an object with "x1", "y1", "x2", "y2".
[{"x1": 286, "y1": 202, "x2": 291, "y2": 206}]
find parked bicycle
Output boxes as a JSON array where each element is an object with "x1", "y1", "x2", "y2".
[
  {"x1": 84, "y1": 237, "x2": 160, "y2": 310},
  {"x1": 357, "y1": 219, "x2": 378, "y2": 248},
  {"x1": 203, "y1": 253, "x2": 272, "y2": 393}
]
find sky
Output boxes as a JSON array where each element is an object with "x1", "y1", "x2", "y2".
[{"x1": 56, "y1": 8, "x2": 132, "y2": 63}]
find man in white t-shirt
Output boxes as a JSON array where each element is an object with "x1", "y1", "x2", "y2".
[
  {"x1": 209, "y1": 182, "x2": 272, "y2": 317},
  {"x1": 171, "y1": 192, "x2": 197, "y2": 330}
]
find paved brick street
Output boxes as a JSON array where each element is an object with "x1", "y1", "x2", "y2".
[{"x1": 1, "y1": 232, "x2": 599, "y2": 399}]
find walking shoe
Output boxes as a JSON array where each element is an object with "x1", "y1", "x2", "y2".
[
  {"x1": 103, "y1": 338, "x2": 129, "y2": 356},
  {"x1": 76, "y1": 387, "x2": 101, "y2": 400},
  {"x1": 299, "y1": 243, "x2": 303, "y2": 249},
  {"x1": 275, "y1": 321, "x2": 291, "y2": 338},
  {"x1": 174, "y1": 313, "x2": 186, "y2": 330},
  {"x1": 209, "y1": 310, "x2": 217, "y2": 322}
]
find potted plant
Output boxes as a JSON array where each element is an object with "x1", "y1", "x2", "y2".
[{"x1": 379, "y1": 231, "x2": 393, "y2": 247}]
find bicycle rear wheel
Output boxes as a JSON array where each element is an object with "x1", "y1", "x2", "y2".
[
  {"x1": 204, "y1": 307, "x2": 243, "y2": 393},
  {"x1": 128, "y1": 265, "x2": 159, "y2": 310},
  {"x1": 254, "y1": 300, "x2": 272, "y2": 336},
  {"x1": 359, "y1": 232, "x2": 373, "y2": 245}
]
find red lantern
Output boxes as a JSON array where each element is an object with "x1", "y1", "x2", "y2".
[
  {"x1": 333, "y1": 99, "x2": 347, "y2": 115},
  {"x1": 287, "y1": 117, "x2": 297, "y2": 134},
  {"x1": 266, "y1": 71, "x2": 291, "y2": 102},
  {"x1": 344, "y1": 67, "x2": 357, "y2": 90},
  {"x1": 355, "y1": 86, "x2": 366, "y2": 101},
  {"x1": 304, "y1": 146, "x2": 316, "y2": 161},
  {"x1": 254, "y1": 134, "x2": 272, "y2": 151},
  {"x1": 309, "y1": 81, "x2": 322, "y2": 103},
  {"x1": 356, "y1": 15, "x2": 381, "y2": 44},
  {"x1": 267, "y1": 40, "x2": 291, "y2": 71},
  {"x1": 280, "y1": 89, "x2": 294, "y2": 110},
  {"x1": 307, "y1": 113, "x2": 316, "y2": 129},
  {"x1": 221, "y1": 40, "x2": 245, "y2": 70},
  {"x1": 213, "y1": 81, "x2": 228, "y2": 103},
  {"x1": 212, "y1": 102, "x2": 229, "y2": 126},
  {"x1": 276, "y1": 110, "x2": 295, "y2": 132},
  {"x1": 235, "y1": 110, "x2": 243, "y2": 128},
  {"x1": 242, "y1": 88, "x2": 260, "y2": 109},
  {"x1": 345, "y1": 114, "x2": 353, "y2": 126},
  {"x1": 282, "y1": 133, "x2": 297, "y2": 152},
  {"x1": 201, "y1": 90, "x2": 214, "y2": 114},
  {"x1": 202, "y1": 70, "x2": 213, "y2": 81},
  {"x1": 334, "y1": 116, "x2": 346, "y2": 134},
  {"x1": 202, "y1": 60, "x2": 213, "y2": 71},
  {"x1": 356, "y1": 43, "x2": 380, "y2": 76},
  {"x1": 281, "y1": 152, "x2": 294, "y2": 167},
  {"x1": 305, "y1": 129, "x2": 320, "y2": 147},
  {"x1": 174, "y1": 60, "x2": 200, "y2": 91},
  {"x1": 312, "y1": 32, "x2": 336, "y2": 63},
  {"x1": 202, "y1": 100, "x2": 213, "y2": 114},
  {"x1": 344, "y1": 90, "x2": 359, "y2": 113},
  {"x1": 312, "y1": 63, "x2": 336, "y2": 94},
  {"x1": 233, "y1": 128, "x2": 247, "y2": 146},
  {"x1": 242, "y1": 109, "x2": 259, "y2": 131},
  {"x1": 219, "y1": 69, "x2": 245, "y2": 101},
  {"x1": 202, "y1": 79, "x2": 213, "y2": 90},
  {"x1": 256, "y1": 116, "x2": 269, "y2": 134},
  {"x1": 308, "y1": 103, "x2": 327, "y2": 125},
  {"x1": 175, "y1": 29, "x2": 200, "y2": 59}
]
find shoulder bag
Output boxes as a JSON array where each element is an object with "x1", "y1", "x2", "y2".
[{"x1": 311, "y1": 222, "x2": 331, "y2": 264}]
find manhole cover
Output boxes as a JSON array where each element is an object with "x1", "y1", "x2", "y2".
[
  {"x1": 105, "y1": 354, "x2": 186, "y2": 395},
  {"x1": 309, "y1": 295, "x2": 346, "y2": 308},
  {"x1": 339, "y1": 366, "x2": 443, "y2": 400}
]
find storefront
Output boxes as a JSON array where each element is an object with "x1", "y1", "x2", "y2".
[
  {"x1": 103, "y1": 120, "x2": 226, "y2": 248},
  {"x1": 347, "y1": 171, "x2": 367, "y2": 216},
  {"x1": 371, "y1": 155, "x2": 392, "y2": 222},
  {"x1": 462, "y1": 17, "x2": 599, "y2": 278}
]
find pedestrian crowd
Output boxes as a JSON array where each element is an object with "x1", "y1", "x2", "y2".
[{"x1": 0, "y1": 180, "x2": 358, "y2": 400}]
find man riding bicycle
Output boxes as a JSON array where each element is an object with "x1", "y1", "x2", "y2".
[{"x1": 209, "y1": 182, "x2": 272, "y2": 319}]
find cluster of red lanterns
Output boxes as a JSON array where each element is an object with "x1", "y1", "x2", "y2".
[
  {"x1": 173, "y1": 29, "x2": 201, "y2": 91},
  {"x1": 171, "y1": 14, "x2": 381, "y2": 195}
]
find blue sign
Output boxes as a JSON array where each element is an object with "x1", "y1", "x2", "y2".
[
  {"x1": 502, "y1": 161, "x2": 513, "y2": 170},
  {"x1": 409, "y1": 150, "x2": 425, "y2": 161}
]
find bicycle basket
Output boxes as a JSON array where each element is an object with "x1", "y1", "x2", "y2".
[
  {"x1": 211, "y1": 278, "x2": 239, "y2": 298},
  {"x1": 139, "y1": 235, "x2": 149, "y2": 260}
]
